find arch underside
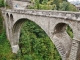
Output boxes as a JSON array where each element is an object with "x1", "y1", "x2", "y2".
[
  {"x1": 52, "y1": 23, "x2": 73, "y2": 60},
  {"x1": 52, "y1": 32, "x2": 72, "y2": 60}
]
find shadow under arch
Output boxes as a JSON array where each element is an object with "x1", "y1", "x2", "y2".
[
  {"x1": 12, "y1": 18, "x2": 27, "y2": 33},
  {"x1": 6, "y1": 13, "x2": 9, "y2": 24},
  {"x1": 6, "y1": 13, "x2": 9, "y2": 18},
  {"x1": 12, "y1": 18, "x2": 62, "y2": 60},
  {"x1": 10, "y1": 14, "x2": 14, "y2": 25},
  {"x1": 53, "y1": 22, "x2": 73, "y2": 60}
]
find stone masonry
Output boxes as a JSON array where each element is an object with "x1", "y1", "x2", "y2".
[
  {"x1": 2, "y1": 9, "x2": 80, "y2": 60},
  {"x1": 3, "y1": 0, "x2": 80, "y2": 60}
]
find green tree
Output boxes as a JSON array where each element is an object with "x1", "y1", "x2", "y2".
[
  {"x1": 34, "y1": 0, "x2": 40, "y2": 9},
  {"x1": 59, "y1": 1, "x2": 77, "y2": 11},
  {"x1": 0, "y1": 10, "x2": 3, "y2": 33},
  {"x1": 0, "y1": 0, "x2": 4, "y2": 7},
  {"x1": 19, "y1": 20, "x2": 62, "y2": 60},
  {"x1": 42, "y1": 0, "x2": 48, "y2": 5}
]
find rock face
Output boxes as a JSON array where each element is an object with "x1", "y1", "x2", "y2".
[
  {"x1": 6, "y1": 0, "x2": 31, "y2": 8},
  {"x1": 6, "y1": 0, "x2": 13, "y2": 8},
  {"x1": 12, "y1": 1, "x2": 31, "y2": 9}
]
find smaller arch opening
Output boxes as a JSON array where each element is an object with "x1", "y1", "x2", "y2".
[
  {"x1": 6, "y1": 13, "x2": 9, "y2": 17},
  {"x1": 54, "y1": 23, "x2": 73, "y2": 38},
  {"x1": 54, "y1": 23, "x2": 67, "y2": 33},
  {"x1": 6, "y1": 13, "x2": 9, "y2": 19},
  {"x1": 53, "y1": 22, "x2": 73, "y2": 59},
  {"x1": 10, "y1": 14, "x2": 14, "y2": 24},
  {"x1": 6, "y1": 13, "x2": 9, "y2": 25}
]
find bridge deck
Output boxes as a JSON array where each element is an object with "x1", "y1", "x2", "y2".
[{"x1": 3, "y1": 9, "x2": 80, "y2": 21}]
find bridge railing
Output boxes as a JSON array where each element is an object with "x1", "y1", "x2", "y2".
[{"x1": 4, "y1": 9, "x2": 80, "y2": 21}]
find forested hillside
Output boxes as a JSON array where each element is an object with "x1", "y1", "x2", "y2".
[
  {"x1": 29, "y1": 0, "x2": 77, "y2": 11},
  {"x1": 0, "y1": 0, "x2": 75, "y2": 60}
]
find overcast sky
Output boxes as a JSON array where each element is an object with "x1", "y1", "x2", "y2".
[{"x1": 68, "y1": 0, "x2": 80, "y2": 2}]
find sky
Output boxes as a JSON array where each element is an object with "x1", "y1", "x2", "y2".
[{"x1": 68, "y1": 0, "x2": 80, "y2": 2}]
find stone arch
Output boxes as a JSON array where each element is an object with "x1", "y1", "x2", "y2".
[
  {"x1": 12, "y1": 18, "x2": 50, "y2": 44},
  {"x1": 10, "y1": 14, "x2": 14, "y2": 26},
  {"x1": 53, "y1": 21, "x2": 74, "y2": 36},
  {"x1": 12, "y1": 18, "x2": 27, "y2": 45},
  {"x1": 12, "y1": 18, "x2": 74, "y2": 60},
  {"x1": 52, "y1": 22, "x2": 73, "y2": 60},
  {"x1": 12, "y1": 18, "x2": 53, "y2": 54},
  {"x1": 12, "y1": 18, "x2": 26, "y2": 33},
  {"x1": 12, "y1": 18, "x2": 49, "y2": 35}
]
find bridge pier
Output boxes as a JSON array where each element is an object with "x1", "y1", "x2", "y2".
[
  {"x1": 10, "y1": 32, "x2": 20, "y2": 53},
  {"x1": 11, "y1": 44, "x2": 19, "y2": 53},
  {"x1": 68, "y1": 40, "x2": 80, "y2": 60},
  {"x1": 10, "y1": 38, "x2": 19, "y2": 53}
]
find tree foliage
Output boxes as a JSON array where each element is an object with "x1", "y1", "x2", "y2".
[
  {"x1": 19, "y1": 20, "x2": 62, "y2": 60},
  {"x1": 0, "y1": 0, "x2": 4, "y2": 7},
  {"x1": 30, "y1": 0, "x2": 77, "y2": 11},
  {"x1": 0, "y1": 10, "x2": 3, "y2": 33},
  {"x1": 59, "y1": 1, "x2": 77, "y2": 11}
]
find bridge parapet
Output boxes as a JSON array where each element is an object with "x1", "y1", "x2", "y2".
[{"x1": 5, "y1": 9, "x2": 80, "y2": 21}]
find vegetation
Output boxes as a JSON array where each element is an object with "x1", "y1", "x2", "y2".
[
  {"x1": 18, "y1": 20, "x2": 62, "y2": 60},
  {"x1": 0, "y1": 10, "x2": 3, "y2": 34},
  {"x1": 29, "y1": 0, "x2": 77, "y2": 11},
  {"x1": 0, "y1": 0, "x2": 5, "y2": 7},
  {"x1": 59, "y1": 1, "x2": 77, "y2": 11},
  {"x1": 0, "y1": 0, "x2": 75, "y2": 60},
  {"x1": 0, "y1": 11, "x2": 14, "y2": 60}
]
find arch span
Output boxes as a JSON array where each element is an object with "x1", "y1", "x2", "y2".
[
  {"x1": 12, "y1": 18, "x2": 49, "y2": 45},
  {"x1": 12, "y1": 18, "x2": 63, "y2": 58},
  {"x1": 12, "y1": 18, "x2": 74, "y2": 60}
]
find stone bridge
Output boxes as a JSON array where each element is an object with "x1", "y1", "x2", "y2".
[{"x1": 2, "y1": 9, "x2": 80, "y2": 60}]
